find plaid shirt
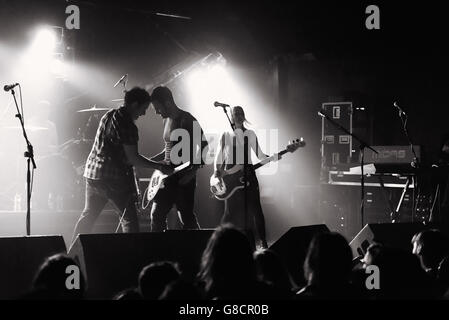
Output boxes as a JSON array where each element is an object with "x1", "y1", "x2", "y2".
[{"x1": 84, "y1": 107, "x2": 138, "y2": 183}]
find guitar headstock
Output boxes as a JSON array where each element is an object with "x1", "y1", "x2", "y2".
[{"x1": 286, "y1": 137, "x2": 306, "y2": 153}]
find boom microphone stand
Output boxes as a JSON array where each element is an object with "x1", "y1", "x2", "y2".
[
  {"x1": 5, "y1": 85, "x2": 36, "y2": 236},
  {"x1": 319, "y1": 111, "x2": 378, "y2": 230},
  {"x1": 216, "y1": 103, "x2": 235, "y2": 132},
  {"x1": 215, "y1": 102, "x2": 251, "y2": 244},
  {"x1": 394, "y1": 102, "x2": 420, "y2": 220}
]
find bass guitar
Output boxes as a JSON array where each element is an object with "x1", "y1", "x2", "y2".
[{"x1": 210, "y1": 138, "x2": 305, "y2": 201}]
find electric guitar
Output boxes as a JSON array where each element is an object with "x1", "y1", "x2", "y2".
[
  {"x1": 210, "y1": 138, "x2": 306, "y2": 201},
  {"x1": 146, "y1": 161, "x2": 199, "y2": 202}
]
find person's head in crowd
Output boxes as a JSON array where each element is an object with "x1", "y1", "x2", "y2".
[
  {"x1": 437, "y1": 256, "x2": 449, "y2": 292},
  {"x1": 440, "y1": 133, "x2": 449, "y2": 154},
  {"x1": 198, "y1": 224, "x2": 256, "y2": 298},
  {"x1": 138, "y1": 261, "x2": 181, "y2": 300},
  {"x1": 31, "y1": 253, "x2": 85, "y2": 300},
  {"x1": 254, "y1": 249, "x2": 296, "y2": 294},
  {"x1": 436, "y1": 132, "x2": 449, "y2": 164},
  {"x1": 303, "y1": 232, "x2": 353, "y2": 287},
  {"x1": 362, "y1": 243, "x2": 384, "y2": 268},
  {"x1": 412, "y1": 229, "x2": 449, "y2": 273},
  {"x1": 348, "y1": 243, "x2": 385, "y2": 299},
  {"x1": 159, "y1": 279, "x2": 203, "y2": 300},
  {"x1": 124, "y1": 87, "x2": 151, "y2": 121},
  {"x1": 363, "y1": 244, "x2": 433, "y2": 299},
  {"x1": 113, "y1": 288, "x2": 142, "y2": 300}
]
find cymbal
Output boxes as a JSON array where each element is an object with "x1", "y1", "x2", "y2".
[
  {"x1": 3, "y1": 125, "x2": 49, "y2": 132},
  {"x1": 77, "y1": 105, "x2": 111, "y2": 113}
]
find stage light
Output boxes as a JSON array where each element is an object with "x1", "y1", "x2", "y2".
[
  {"x1": 18, "y1": 26, "x2": 67, "y2": 81},
  {"x1": 187, "y1": 64, "x2": 232, "y2": 103},
  {"x1": 208, "y1": 64, "x2": 227, "y2": 79},
  {"x1": 187, "y1": 69, "x2": 207, "y2": 90},
  {"x1": 50, "y1": 56, "x2": 66, "y2": 77},
  {"x1": 32, "y1": 28, "x2": 58, "y2": 54},
  {"x1": 186, "y1": 58, "x2": 250, "y2": 135},
  {"x1": 215, "y1": 52, "x2": 227, "y2": 67}
]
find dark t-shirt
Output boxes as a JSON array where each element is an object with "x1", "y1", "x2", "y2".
[{"x1": 163, "y1": 110, "x2": 208, "y2": 166}]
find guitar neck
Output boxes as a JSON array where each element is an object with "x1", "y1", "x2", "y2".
[{"x1": 253, "y1": 149, "x2": 288, "y2": 170}]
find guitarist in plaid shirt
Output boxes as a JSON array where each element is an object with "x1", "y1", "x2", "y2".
[{"x1": 71, "y1": 87, "x2": 172, "y2": 244}]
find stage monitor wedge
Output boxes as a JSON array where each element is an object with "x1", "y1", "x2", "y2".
[
  {"x1": 68, "y1": 230, "x2": 214, "y2": 299},
  {"x1": 269, "y1": 224, "x2": 330, "y2": 288},
  {"x1": 0, "y1": 235, "x2": 67, "y2": 300}
]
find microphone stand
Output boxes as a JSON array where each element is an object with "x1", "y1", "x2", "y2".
[
  {"x1": 218, "y1": 105, "x2": 235, "y2": 131},
  {"x1": 217, "y1": 105, "x2": 251, "y2": 245},
  {"x1": 319, "y1": 111, "x2": 378, "y2": 230},
  {"x1": 9, "y1": 87, "x2": 36, "y2": 236},
  {"x1": 396, "y1": 107, "x2": 419, "y2": 168},
  {"x1": 122, "y1": 76, "x2": 128, "y2": 94},
  {"x1": 396, "y1": 106, "x2": 419, "y2": 220},
  {"x1": 113, "y1": 74, "x2": 128, "y2": 94}
]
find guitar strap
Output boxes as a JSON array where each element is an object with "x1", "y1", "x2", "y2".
[{"x1": 227, "y1": 131, "x2": 251, "y2": 170}]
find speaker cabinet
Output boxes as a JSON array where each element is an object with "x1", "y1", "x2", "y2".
[
  {"x1": 269, "y1": 225, "x2": 330, "y2": 287},
  {"x1": 68, "y1": 230, "x2": 214, "y2": 299},
  {"x1": 0, "y1": 235, "x2": 66, "y2": 299}
]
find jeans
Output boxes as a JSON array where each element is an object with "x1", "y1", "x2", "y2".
[
  {"x1": 150, "y1": 178, "x2": 200, "y2": 232},
  {"x1": 71, "y1": 178, "x2": 139, "y2": 244}
]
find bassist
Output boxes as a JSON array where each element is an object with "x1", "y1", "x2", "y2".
[{"x1": 213, "y1": 106, "x2": 280, "y2": 248}]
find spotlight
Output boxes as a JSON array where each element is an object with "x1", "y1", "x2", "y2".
[
  {"x1": 215, "y1": 52, "x2": 227, "y2": 67},
  {"x1": 208, "y1": 64, "x2": 227, "y2": 78},
  {"x1": 200, "y1": 51, "x2": 226, "y2": 67},
  {"x1": 32, "y1": 28, "x2": 58, "y2": 53},
  {"x1": 50, "y1": 55, "x2": 66, "y2": 78},
  {"x1": 19, "y1": 26, "x2": 66, "y2": 81},
  {"x1": 187, "y1": 69, "x2": 207, "y2": 90}
]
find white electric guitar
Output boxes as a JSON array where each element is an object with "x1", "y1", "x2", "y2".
[{"x1": 146, "y1": 161, "x2": 198, "y2": 202}]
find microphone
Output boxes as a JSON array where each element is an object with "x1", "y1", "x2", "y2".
[
  {"x1": 3, "y1": 83, "x2": 19, "y2": 92},
  {"x1": 113, "y1": 74, "x2": 128, "y2": 88},
  {"x1": 393, "y1": 101, "x2": 406, "y2": 116},
  {"x1": 214, "y1": 101, "x2": 230, "y2": 108}
]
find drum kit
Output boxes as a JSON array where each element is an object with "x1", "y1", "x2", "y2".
[{"x1": 0, "y1": 100, "x2": 123, "y2": 211}]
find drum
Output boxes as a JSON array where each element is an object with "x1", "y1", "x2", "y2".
[
  {"x1": 33, "y1": 154, "x2": 81, "y2": 211},
  {"x1": 60, "y1": 138, "x2": 93, "y2": 174}
]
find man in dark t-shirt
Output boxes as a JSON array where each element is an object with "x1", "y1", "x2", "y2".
[
  {"x1": 149, "y1": 86, "x2": 209, "y2": 231},
  {"x1": 71, "y1": 87, "x2": 171, "y2": 244}
]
